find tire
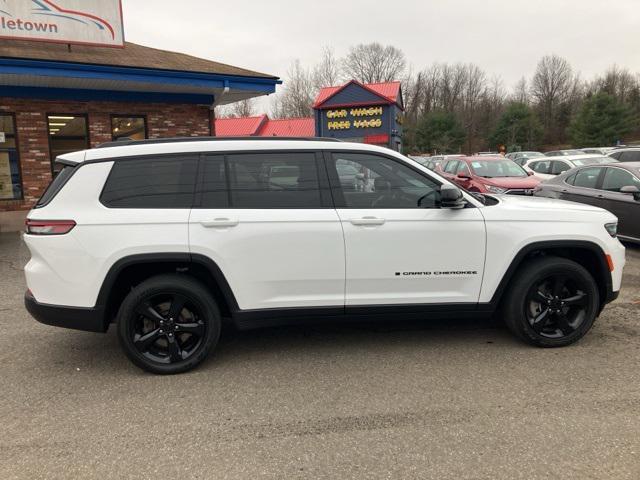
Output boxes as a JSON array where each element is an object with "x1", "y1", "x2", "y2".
[
  {"x1": 502, "y1": 256, "x2": 599, "y2": 347},
  {"x1": 116, "y1": 274, "x2": 221, "y2": 374}
]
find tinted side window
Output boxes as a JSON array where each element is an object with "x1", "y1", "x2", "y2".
[
  {"x1": 601, "y1": 168, "x2": 640, "y2": 192},
  {"x1": 330, "y1": 153, "x2": 441, "y2": 209},
  {"x1": 608, "y1": 152, "x2": 622, "y2": 160},
  {"x1": 199, "y1": 155, "x2": 228, "y2": 208},
  {"x1": 226, "y1": 153, "x2": 321, "y2": 208},
  {"x1": 620, "y1": 151, "x2": 640, "y2": 162},
  {"x1": 456, "y1": 162, "x2": 470, "y2": 175},
  {"x1": 552, "y1": 161, "x2": 571, "y2": 175},
  {"x1": 101, "y1": 155, "x2": 197, "y2": 208},
  {"x1": 572, "y1": 167, "x2": 603, "y2": 189},
  {"x1": 36, "y1": 165, "x2": 75, "y2": 207},
  {"x1": 531, "y1": 161, "x2": 550, "y2": 174},
  {"x1": 444, "y1": 161, "x2": 459, "y2": 174}
]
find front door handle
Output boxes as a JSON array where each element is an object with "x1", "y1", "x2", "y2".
[
  {"x1": 200, "y1": 218, "x2": 239, "y2": 228},
  {"x1": 350, "y1": 216, "x2": 385, "y2": 226}
]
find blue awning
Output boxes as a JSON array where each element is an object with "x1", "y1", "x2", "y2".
[{"x1": 0, "y1": 57, "x2": 281, "y2": 104}]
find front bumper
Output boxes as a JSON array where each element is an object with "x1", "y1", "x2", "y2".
[{"x1": 24, "y1": 290, "x2": 107, "y2": 333}]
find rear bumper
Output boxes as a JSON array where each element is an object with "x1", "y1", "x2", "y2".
[{"x1": 24, "y1": 290, "x2": 107, "y2": 333}]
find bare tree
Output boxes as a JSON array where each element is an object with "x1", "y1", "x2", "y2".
[
  {"x1": 530, "y1": 55, "x2": 574, "y2": 140},
  {"x1": 271, "y1": 60, "x2": 315, "y2": 118},
  {"x1": 217, "y1": 98, "x2": 256, "y2": 118},
  {"x1": 512, "y1": 77, "x2": 529, "y2": 104},
  {"x1": 342, "y1": 43, "x2": 406, "y2": 84},
  {"x1": 590, "y1": 65, "x2": 638, "y2": 103},
  {"x1": 313, "y1": 47, "x2": 341, "y2": 89}
]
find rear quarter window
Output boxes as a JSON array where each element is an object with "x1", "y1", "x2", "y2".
[
  {"x1": 100, "y1": 155, "x2": 198, "y2": 208},
  {"x1": 35, "y1": 165, "x2": 75, "y2": 208}
]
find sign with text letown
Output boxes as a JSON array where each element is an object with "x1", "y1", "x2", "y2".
[{"x1": 0, "y1": 0, "x2": 124, "y2": 47}]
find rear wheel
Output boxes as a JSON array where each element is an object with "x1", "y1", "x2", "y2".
[
  {"x1": 117, "y1": 274, "x2": 221, "y2": 374},
  {"x1": 502, "y1": 257, "x2": 599, "y2": 347}
]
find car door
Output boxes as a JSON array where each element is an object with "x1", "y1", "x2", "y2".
[
  {"x1": 189, "y1": 152, "x2": 345, "y2": 311},
  {"x1": 561, "y1": 166, "x2": 606, "y2": 207},
  {"x1": 600, "y1": 167, "x2": 640, "y2": 240},
  {"x1": 326, "y1": 151, "x2": 486, "y2": 306}
]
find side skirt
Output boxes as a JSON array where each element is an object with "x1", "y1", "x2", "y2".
[{"x1": 232, "y1": 303, "x2": 494, "y2": 331}]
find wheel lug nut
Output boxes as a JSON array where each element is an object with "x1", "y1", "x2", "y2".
[{"x1": 159, "y1": 329, "x2": 164, "y2": 333}]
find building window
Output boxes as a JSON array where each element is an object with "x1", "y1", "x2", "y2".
[
  {"x1": 0, "y1": 114, "x2": 22, "y2": 200},
  {"x1": 111, "y1": 116, "x2": 147, "y2": 140},
  {"x1": 47, "y1": 115, "x2": 89, "y2": 172}
]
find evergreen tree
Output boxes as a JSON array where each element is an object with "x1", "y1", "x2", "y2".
[
  {"x1": 568, "y1": 93, "x2": 635, "y2": 146},
  {"x1": 415, "y1": 111, "x2": 466, "y2": 154},
  {"x1": 489, "y1": 102, "x2": 543, "y2": 151}
]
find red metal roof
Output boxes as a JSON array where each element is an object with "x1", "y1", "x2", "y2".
[
  {"x1": 258, "y1": 118, "x2": 315, "y2": 137},
  {"x1": 214, "y1": 115, "x2": 314, "y2": 137},
  {"x1": 312, "y1": 80, "x2": 402, "y2": 108},
  {"x1": 214, "y1": 115, "x2": 267, "y2": 136}
]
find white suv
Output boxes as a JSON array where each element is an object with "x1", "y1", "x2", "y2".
[{"x1": 24, "y1": 138, "x2": 626, "y2": 374}]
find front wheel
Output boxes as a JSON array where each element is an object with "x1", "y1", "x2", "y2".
[
  {"x1": 502, "y1": 257, "x2": 599, "y2": 347},
  {"x1": 117, "y1": 274, "x2": 221, "y2": 374}
]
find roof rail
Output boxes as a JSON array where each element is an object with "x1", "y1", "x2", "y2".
[{"x1": 96, "y1": 136, "x2": 342, "y2": 148}]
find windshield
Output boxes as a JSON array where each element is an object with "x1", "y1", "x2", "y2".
[
  {"x1": 572, "y1": 156, "x2": 615, "y2": 166},
  {"x1": 469, "y1": 159, "x2": 528, "y2": 178}
]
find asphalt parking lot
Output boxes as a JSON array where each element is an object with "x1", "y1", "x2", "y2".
[{"x1": 1, "y1": 232, "x2": 639, "y2": 480}]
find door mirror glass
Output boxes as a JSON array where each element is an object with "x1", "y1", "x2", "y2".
[{"x1": 440, "y1": 184, "x2": 466, "y2": 209}]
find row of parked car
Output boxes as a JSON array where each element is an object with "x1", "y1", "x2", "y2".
[{"x1": 411, "y1": 147, "x2": 640, "y2": 243}]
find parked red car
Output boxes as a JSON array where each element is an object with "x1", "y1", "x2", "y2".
[{"x1": 438, "y1": 156, "x2": 541, "y2": 194}]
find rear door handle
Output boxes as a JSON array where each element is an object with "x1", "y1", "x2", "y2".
[
  {"x1": 200, "y1": 218, "x2": 239, "y2": 228},
  {"x1": 350, "y1": 216, "x2": 385, "y2": 226}
]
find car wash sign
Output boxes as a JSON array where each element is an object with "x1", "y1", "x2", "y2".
[{"x1": 0, "y1": 0, "x2": 124, "y2": 47}]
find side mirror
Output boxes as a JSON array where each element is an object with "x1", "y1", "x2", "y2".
[
  {"x1": 457, "y1": 172, "x2": 471, "y2": 180},
  {"x1": 527, "y1": 171, "x2": 534, "y2": 176},
  {"x1": 620, "y1": 185, "x2": 640, "y2": 201},
  {"x1": 440, "y1": 184, "x2": 466, "y2": 209}
]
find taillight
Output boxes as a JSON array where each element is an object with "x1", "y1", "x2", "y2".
[{"x1": 25, "y1": 219, "x2": 76, "y2": 235}]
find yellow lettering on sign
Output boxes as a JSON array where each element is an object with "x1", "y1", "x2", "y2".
[
  {"x1": 326, "y1": 109, "x2": 348, "y2": 119},
  {"x1": 327, "y1": 120, "x2": 351, "y2": 130},
  {"x1": 350, "y1": 106, "x2": 383, "y2": 117},
  {"x1": 353, "y1": 118, "x2": 382, "y2": 129}
]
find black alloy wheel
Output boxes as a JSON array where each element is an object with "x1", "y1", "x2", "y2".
[
  {"x1": 117, "y1": 274, "x2": 221, "y2": 374},
  {"x1": 503, "y1": 256, "x2": 599, "y2": 347},
  {"x1": 525, "y1": 275, "x2": 589, "y2": 339},
  {"x1": 132, "y1": 293, "x2": 206, "y2": 364}
]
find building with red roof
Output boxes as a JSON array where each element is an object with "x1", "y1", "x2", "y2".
[
  {"x1": 214, "y1": 115, "x2": 314, "y2": 137},
  {"x1": 313, "y1": 80, "x2": 404, "y2": 151},
  {"x1": 213, "y1": 80, "x2": 404, "y2": 151}
]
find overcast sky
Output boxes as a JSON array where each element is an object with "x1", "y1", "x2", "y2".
[{"x1": 122, "y1": 0, "x2": 639, "y2": 111}]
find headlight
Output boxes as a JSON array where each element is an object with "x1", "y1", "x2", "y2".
[
  {"x1": 486, "y1": 185, "x2": 508, "y2": 194},
  {"x1": 605, "y1": 222, "x2": 618, "y2": 238}
]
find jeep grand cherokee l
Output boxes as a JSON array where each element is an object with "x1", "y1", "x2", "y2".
[{"x1": 24, "y1": 138, "x2": 625, "y2": 374}]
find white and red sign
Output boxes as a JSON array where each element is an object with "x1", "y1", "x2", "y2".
[{"x1": 0, "y1": 0, "x2": 124, "y2": 47}]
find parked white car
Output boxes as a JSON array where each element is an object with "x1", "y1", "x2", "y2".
[
  {"x1": 24, "y1": 138, "x2": 625, "y2": 374},
  {"x1": 524, "y1": 155, "x2": 616, "y2": 181}
]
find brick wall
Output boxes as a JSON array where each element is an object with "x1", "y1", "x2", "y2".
[{"x1": 0, "y1": 98, "x2": 211, "y2": 212}]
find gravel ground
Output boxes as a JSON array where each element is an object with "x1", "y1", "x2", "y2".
[{"x1": 0, "y1": 232, "x2": 638, "y2": 480}]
